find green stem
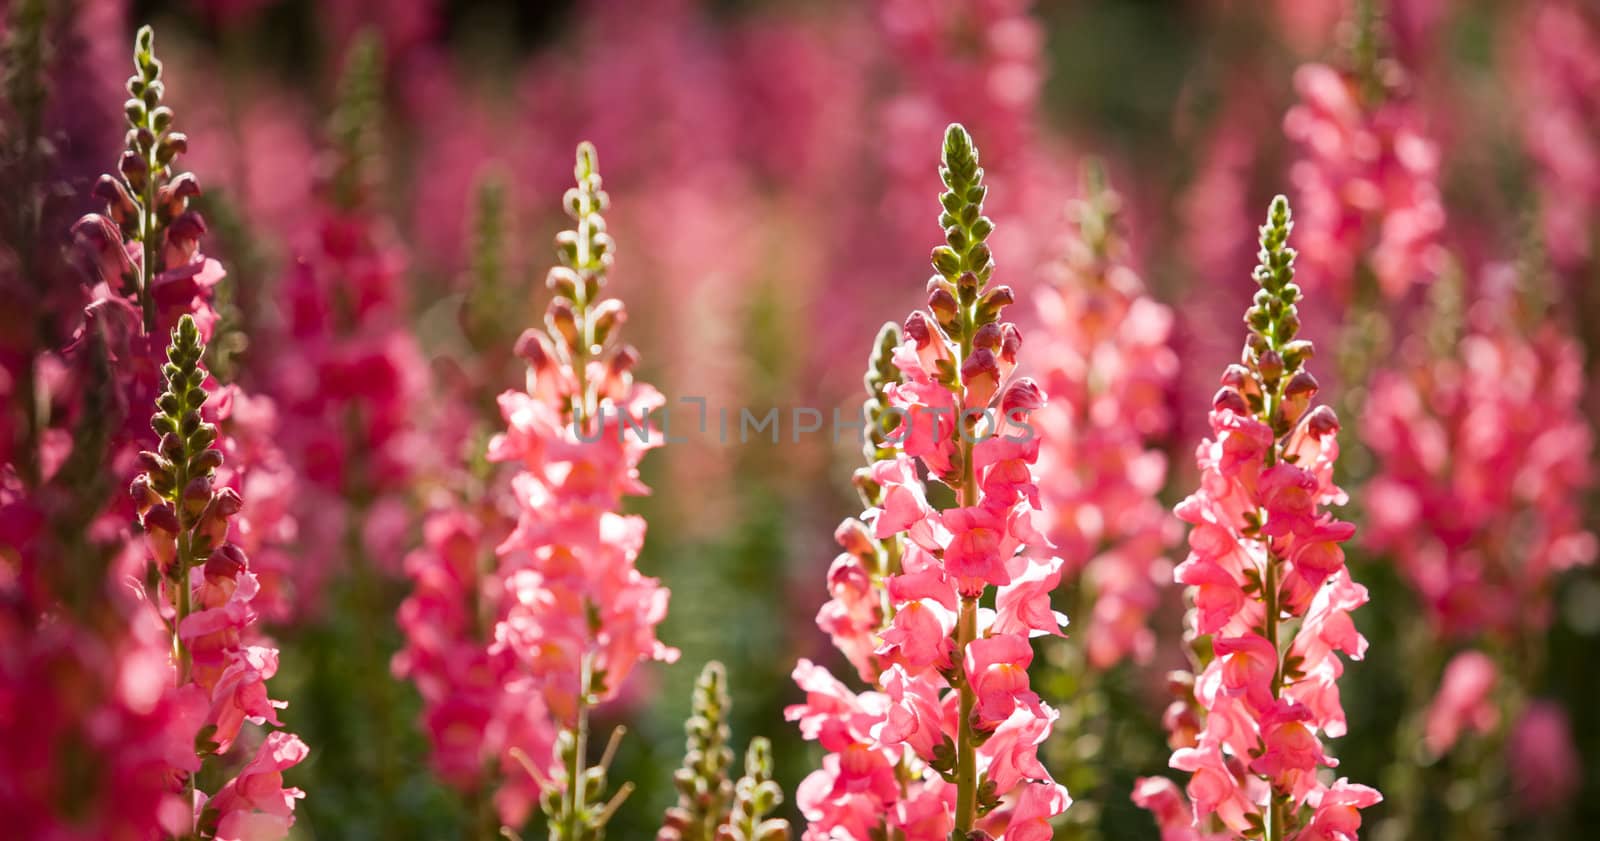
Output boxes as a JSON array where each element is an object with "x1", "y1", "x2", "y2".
[
  {"x1": 1261, "y1": 544, "x2": 1284, "y2": 841},
  {"x1": 952, "y1": 309, "x2": 980, "y2": 834},
  {"x1": 953, "y1": 596, "x2": 979, "y2": 833},
  {"x1": 562, "y1": 654, "x2": 593, "y2": 840},
  {"x1": 138, "y1": 131, "x2": 160, "y2": 336}
]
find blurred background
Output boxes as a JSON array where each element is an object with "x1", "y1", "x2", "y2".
[{"x1": 5, "y1": 0, "x2": 1600, "y2": 838}]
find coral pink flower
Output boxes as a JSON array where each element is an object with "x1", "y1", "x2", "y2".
[
  {"x1": 1421, "y1": 651, "x2": 1499, "y2": 756},
  {"x1": 1513, "y1": 2, "x2": 1600, "y2": 270},
  {"x1": 1032, "y1": 171, "x2": 1178, "y2": 668},
  {"x1": 1361, "y1": 266, "x2": 1596, "y2": 640},
  {"x1": 1141, "y1": 197, "x2": 1378, "y2": 840},
  {"x1": 1283, "y1": 63, "x2": 1445, "y2": 303}
]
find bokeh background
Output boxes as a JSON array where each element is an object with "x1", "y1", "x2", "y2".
[{"x1": 6, "y1": 0, "x2": 1600, "y2": 838}]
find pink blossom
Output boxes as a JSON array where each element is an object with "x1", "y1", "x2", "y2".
[
  {"x1": 1361, "y1": 267, "x2": 1596, "y2": 638},
  {"x1": 205, "y1": 731, "x2": 309, "y2": 841},
  {"x1": 1508, "y1": 701, "x2": 1581, "y2": 813},
  {"x1": 1144, "y1": 197, "x2": 1376, "y2": 839},
  {"x1": 1421, "y1": 651, "x2": 1499, "y2": 756},
  {"x1": 1284, "y1": 63, "x2": 1445, "y2": 303}
]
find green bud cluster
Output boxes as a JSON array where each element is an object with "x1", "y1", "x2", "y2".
[
  {"x1": 659, "y1": 662, "x2": 735, "y2": 841},
  {"x1": 860, "y1": 322, "x2": 905, "y2": 467},
  {"x1": 658, "y1": 662, "x2": 789, "y2": 841},
  {"x1": 1226, "y1": 196, "x2": 1321, "y2": 439},
  {"x1": 536, "y1": 142, "x2": 636, "y2": 425},
  {"x1": 927, "y1": 124, "x2": 1002, "y2": 345},
  {"x1": 328, "y1": 32, "x2": 385, "y2": 211},
  {"x1": 128, "y1": 315, "x2": 237, "y2": 587},
  {"x1": 719, "y1": 739, "x2": 788, "y2": 841},
  {"x1": 87, "y1": 25, "x2": 201, "y2": 331},
  {"x1": 542, "y1": 724, "x2": 634, "y2": 841}
]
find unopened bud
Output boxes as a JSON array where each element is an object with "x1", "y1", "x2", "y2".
[
  {"x1": 972, "y1": 322, "x2": 1001, "y2": 351},
  {"x1": 590, "y1": 298, "x2": 626, "y2": 346},
  {"x1": 1000, "y1": 378, "x2": 1044, "y2": 417},
  {"x1": 205, "y1": 544, "x2": 248, "y2": 580},
  {"x1": 1212, "y1": 387, "x2": 1249, "y2": 415},
  {"x1": 961, "y1": 348, "x2": 1001, "y2": 409},
  {"x1": 1303, "y1": 405, "x2": 1340, "y2": 438},
  {"x1": 547, "y1": 266, "x2": 580, "y2": 298},
  {"x1": 547, "y1": 298, "x2": 580, "y2": 350},
  {"x1": 976, "y1": 285, "x2": 1013, "y2": 323},
  {"x1": 833, "y1": 519, "x2": 874, "y2": 560},
  {"x1": 514, "y1": 329, "x2": 557, "y2": 373},
  {"x1": 1256, "y1": 349, "x2": 1284, "y2": 385},
  {"x1": 181, "y1": 475, "x2": 212, "y2": 516}
]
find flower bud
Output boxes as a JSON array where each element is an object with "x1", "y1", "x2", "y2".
[
  {"x1": 514, "y1": 329, "x2": 557, "y2": 374},
  {"x1": 205, "y1": 543, "x2": 248, "y2": 581},
  {"x1": 1213, "y1": 387, "x2": 1249, "y2": 415},
  {"x1": 1280, "y1": 370, "x2": 1319, "y2": 426},
  {"x1": 976, "y1": 285, "x2": 1014, "y2": 324},
  {"x1": 1000, "y1": 378, "x2": 1044, "y2": 417},
  {"x1": 547, "y1": 266, "x2": 580, "y2": 298},
  {"x1": 182, "y1": 475, "x2": 212, "y2": 517},
  {"x1": 833, "y1": 518, "x2": 875, "y2": 560},
  {"x1": 546, "y1": 298, "x2": 580, "y2": 350},
  {"x1": 1303, "y1": 405, "x2": 1340, "y2": 438},
  {"x1": 961, "y1": 348, "x2": 1001, "y2": 409},
  {"x1": 972, "y1": 321, "x2": 1001, "y2": 352},
  {"x1": 956, "y1": 271, "x2": 980, "y2": 304},
  {"x1": 1256, "y1": 349, "x2": 1284, "y2": 387},
  {"x1": 590, "y1": 298, "x2": 626, "y2": 346}
]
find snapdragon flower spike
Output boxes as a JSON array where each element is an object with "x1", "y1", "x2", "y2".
[
  {"x1": 660, "y1": 662, "x2": 736, "y2": 841},
  {"x1": 659, "y1": 662, "x2": 792, "y2": 841},
  {"x1": 131, "y1": 314, "x2": 306, "y2": 840},
  {"x1": 72, "y1": 25, "x2": 215, "y2": 337},
  {"x1": 392, "y1": 509, "x2": 556, "y2": 830},
  {"x1": 270, "y1": 35, "x2": 427, "y2": 590},
  {"x1": 488, "y1": 142, "x2": 676, "y2": 841},
  {"x1": 1281, "y1": 8, "x2": 1444, "y2": 304},
  {"x1": 790, "y1": 124, "x2": 1067, "y2": 841},
  {"x1": 1033, "y1": 163, "x2": 1177, "y2": 668},
  {"x1": 1137, "y1": 197, "x2": 1378, "y2": 841},
  {"x1": 723, "y1": 738, "x2": 790, "y2": 841},
  {"x1": 1361, "y1": 266, "x2": 1596, "y2": 641}
]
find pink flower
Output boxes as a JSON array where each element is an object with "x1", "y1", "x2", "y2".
[
  {"x1": 1296, "y1": 779, "x2": 1382, "y2": 841},
  {"x1": 964, "y1": 634, "x2": 1043, "y2": 729},
  {"x1": 1002, "y1": 781, "x2": 1071, "y2": 841},
  {"x1": 878, "y1": 600, "x2": 955, "y2": 674},
  {"x1": 1147, "y1": 197, "x2": 1376, "y2": 840},
  {"x1": 1421, "y1": 651, "x2": 1499, "y2": 756},
  {"x1": 206, "y1": 732, "x2": 309, "y2": 841},
  {"x1": 940, "y1": 503, "x2": 1017, "y2": 593},
  {"x1": 1508, "y1": 701, "x2": 1581, "y2": 813},
  {"x1": 794, "y1": 123, "x2": 1067, "y2": 839},
  {"x1": 993, "y1": 555, "x2": 1068, "y2": 637}
]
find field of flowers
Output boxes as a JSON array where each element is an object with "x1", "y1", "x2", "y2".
[{"x1": 2, "y1": 1, "x2": 1598, "y2": 839}]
